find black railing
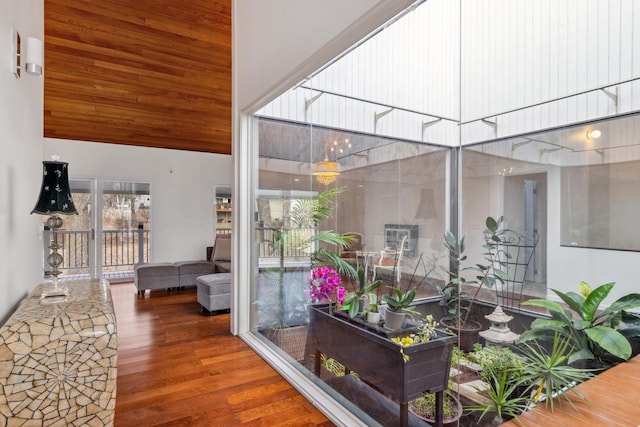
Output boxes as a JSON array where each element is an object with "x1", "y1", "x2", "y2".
[
  {"x1": 43, "y1": 228, "x2": 150, "y2": 276},
  {"x1": 45, "y1": 226, "x2": 315, "y2": 275},
  {"x1": 256, "y1": 226, "x2": 315, "y2": 264}
]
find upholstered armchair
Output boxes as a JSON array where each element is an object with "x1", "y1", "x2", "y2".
[{"x1": 207, "y1": 233, "x2": 231, "y2": 272}]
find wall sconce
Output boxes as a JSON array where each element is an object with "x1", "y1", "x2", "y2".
[
  {"x1": 11, "y1": 29, "x2": 43, "y2": 79},
  {"x1": 25, "y1": 37, "x2": 43, "y2": 76}
]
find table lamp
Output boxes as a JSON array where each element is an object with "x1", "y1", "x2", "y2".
[{"x1": 31, "y1": 160, "x2": 78, "y2": 297}]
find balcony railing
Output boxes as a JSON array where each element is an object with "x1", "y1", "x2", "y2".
[
  {"x1": 42, "y1": 227, "x2": 150, "y2": 277},
  {"x1": 256, "y1": 226, "x2": 315, "y2": 265},
  {"x1": 45, "y1": 226, "x2": 315, "y2": 277}
]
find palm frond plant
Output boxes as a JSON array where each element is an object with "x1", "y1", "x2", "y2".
[{"x1": 266, "y1": 187, "x2": 357, "y2": 329}]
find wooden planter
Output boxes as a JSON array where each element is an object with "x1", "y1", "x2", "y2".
[{"x1": 310, "y1": 305, "x2": 457, "y2": 427}]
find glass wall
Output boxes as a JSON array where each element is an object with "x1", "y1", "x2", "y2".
[
  {"x1": 250, "y1": 114, "x2": 451, "y2": 424},
  {"x1": 238, "y1": 1, "x2": 640, "y2": 425},
  {"x1": 462, "y1": 113, "x2": 640, "y2": 303}
]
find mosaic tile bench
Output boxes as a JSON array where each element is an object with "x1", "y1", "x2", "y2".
[{"x1": 0, "y1": 279, "x2": 117, "y2": 426}]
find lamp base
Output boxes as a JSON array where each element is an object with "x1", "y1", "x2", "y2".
[
  {"x1": 41, "y1": 275, "x2": 69, "y2": 300},
  {"x1": 41, "y1": 286, "x2": 69, "y2": 303}
]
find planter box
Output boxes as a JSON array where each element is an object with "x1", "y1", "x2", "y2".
[{"x1": 310, "y1": 304, "x2": 457, "y2": 427}]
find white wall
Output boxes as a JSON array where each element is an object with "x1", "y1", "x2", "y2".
[
  {"x1": 44, "y1": 139, "x2": 232, "y2": 263},
  {"x1": 0, "y1": 0, "x2": 45, "y2": 322},
  {"x1": 234, "y1": 0, "x2": 413, "y2": 112},
  {"x1": 546, "y1": 166, "x2": 637, "y2": 304}
]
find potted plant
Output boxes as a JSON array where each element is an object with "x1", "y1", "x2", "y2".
[
  {"x1": 262, "y1": 187, "x2": 357, "y2": 360},
  {"x1": 408, "y1": 387, "x2": 463, "y2": 427},
  {"x1": 383, "y1": 286, "x2": 421, "y2": 329},
  {"x1": 364, "y1": 292, "x2": 381, "y2": 323},
  {"x1": 382, "y1": 252, "x2": 440, "y2": 330},
  {"x1": 342, "y1": 267, "x2": 382, "y2": 318},
  {"x1": 518, "y1": 281, "x2": 640, "y2": 366},
  {"x1": 438, "y1": 216, "x2": 510, "y2": 351}
]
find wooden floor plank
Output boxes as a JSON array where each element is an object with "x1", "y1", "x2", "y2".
[{"x1": 112, "y1": 282, "x2": 333, "y2": 426}]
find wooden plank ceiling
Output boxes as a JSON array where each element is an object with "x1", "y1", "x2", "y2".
[{"x1": 44, "y1": 0, "x2": 231, "y2": 154}]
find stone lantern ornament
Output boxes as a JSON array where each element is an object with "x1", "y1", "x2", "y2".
[{"x1": 479, "y1": 306, "x2": 520, "y2": 348}]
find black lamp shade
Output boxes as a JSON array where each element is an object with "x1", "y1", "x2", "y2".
[{"x1": 31, "y1": 161, "x2": 78, "y2": 215}]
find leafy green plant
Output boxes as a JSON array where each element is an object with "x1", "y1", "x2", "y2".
[
  {"x1": 343, "y1": 267, "x2": 382, "y2": 318},
  {"x1": 519, "y1": 281, "x2": 640, "y2": 363},
  {"x1": 439, "y1": 216, "x2": 510, "y2": 327},
  {"x1": 468, "y1": 344, "x2": 526, "y2": 384},
  {"x1": 517, "y1": 333, "x2": 593, "y2": 412}
]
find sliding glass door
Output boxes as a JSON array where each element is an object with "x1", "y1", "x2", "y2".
[{"x1": 51, "y1": 179, "x2": 151, "y2": 281}]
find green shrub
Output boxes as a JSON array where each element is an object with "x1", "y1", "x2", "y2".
[{"x1": 467, "y1": 344, "x2": 526, "y2": 383}]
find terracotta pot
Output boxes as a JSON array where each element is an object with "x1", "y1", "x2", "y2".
[{"x1": 440, "y1": 317, "x2": 482, "y2": 352}]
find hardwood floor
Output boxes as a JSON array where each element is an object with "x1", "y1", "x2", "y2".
[{"x1": 111, "y1": 282, "x2": 334, "y2": 426}]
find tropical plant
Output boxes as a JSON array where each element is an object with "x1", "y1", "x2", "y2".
[
  {"x1": 343, "y1": 267, "x2": 382, "y2": 318},
  {"x1": 518, "y1": 281, "x2": 640, "y2": 363},
  {"x1": 266, "y1": 187, "x2": 357, "y2": 328},
  {"x1": 287, "y1": 187, "x2": 357, "y2": 275},
  {"x1": 438, "y1": 216, "x2": 510, "y2": 327},
  {"x1": 517, "y1": 333, "x2": 593, "y2": 412}
]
